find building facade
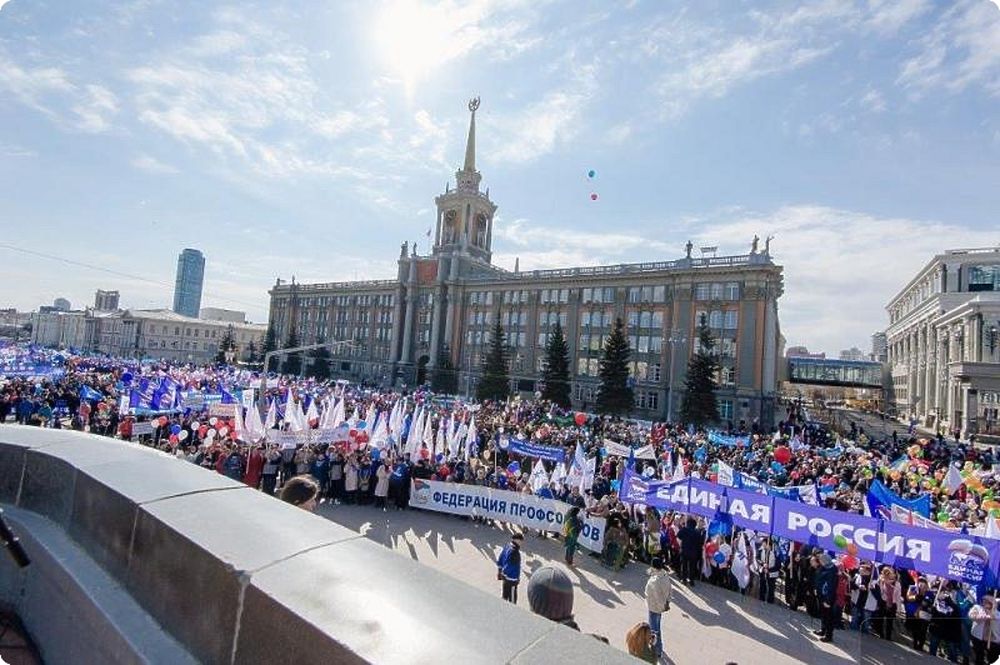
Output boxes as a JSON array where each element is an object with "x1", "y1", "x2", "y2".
[
  {"x1": 267, "y1": 100, "x2": 785, "y2": 425},
  {"x1": 871, "y1": 331, "x2": 888, "y2": 363},
  {"x1": 199, "y1": 307, "x2": 247, "y2": 323},
  {"x1": 886, "y1": 247, "x2": 1000, "y2": 435},
  {"x1": 94, "y1": 289, "x2": 120, "y2": 311},
  {"x1": 173, "y1": 249, "x2": 205, "y2": 318}
]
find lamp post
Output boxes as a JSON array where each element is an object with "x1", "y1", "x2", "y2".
[{"x1": 666, "y1": 328, "x2": 687, "y2": 424}]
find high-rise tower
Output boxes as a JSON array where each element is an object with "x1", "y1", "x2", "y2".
[{"x1": 172, "y1": 248, "x2": 205, "y2": 318}]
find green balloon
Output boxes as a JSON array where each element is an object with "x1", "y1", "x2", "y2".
[{"x1": 833, "y1": 534, "x2": 848, "y2": 549}]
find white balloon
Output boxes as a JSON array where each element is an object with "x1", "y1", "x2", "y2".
[
  {"x1": 219, "y1": 427, "x2": 229, "y2": 437},
  {"x1": 190, "y1": 421, "x2": 200, "y2": 430},
  {"x1": 209, "y1": 417, "x2": 218, "y2": 426},
  {"x1": 178, "y1": 430, "x2": 189, "y2": 441},
  {"x1": 207, "y1": 428, "x2": 217, "y2": 438}
]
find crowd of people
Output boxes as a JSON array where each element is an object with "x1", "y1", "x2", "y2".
[{"x1": 5, "y1": 344, "x2": 1000, "y2": 663}]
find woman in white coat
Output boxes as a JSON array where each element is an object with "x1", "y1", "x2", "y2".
[
  {"x1": 375, "y1": 459, "x2": 391, "y2": 510},
  {"x1": 344, "y1": 455, "x2": 359, "y2": 504}
]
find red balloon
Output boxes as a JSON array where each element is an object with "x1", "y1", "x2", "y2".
[
  {"x1": 841, "y1": 555, "x2": 859, "y2": 570},
  {"x1": 705, "y1": 542, "x2": 719, "y2": 555},
  {"x1": 574, "y1": 412, "x2": 587, "y2": 426},
  {"x1": 198, "y1": 425, "x2": 208, "y2": 437},
  {"x1": 774, "y1": 446, "x2": 792, "y2": 465}
]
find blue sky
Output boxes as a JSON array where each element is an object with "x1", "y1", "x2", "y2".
[{"x1": 0, "y1": 0, "x2": 998, "y2": 355}]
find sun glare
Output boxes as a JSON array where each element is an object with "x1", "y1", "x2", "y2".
[{"x1": 374, "y1": 0, "x2": 459, "y2": 93}]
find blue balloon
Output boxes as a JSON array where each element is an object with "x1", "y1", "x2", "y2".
[
  {"x1": 356, "y1": 420, "x2": 367, "y2": 430},
  {"x1": 610, "y1": 479, "x2": 621, "y2": 492},
  {"x1": 371, "y1": 449, "x2": 381, "y2": 461},
  {"x1": 587, "y1": 169, "x2": 596, "y2": 178},
  {"x1": 714, "y1": 551, "x2": 726, "y2": 564},
  {"x1": 170, "y1": 424, "x2": 182, "y2": 435},
  {"x1": 121, "y1": 371, "x2": 133, "y2": 385}
]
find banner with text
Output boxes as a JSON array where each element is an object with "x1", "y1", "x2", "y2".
[
  {"x1": 505, "y1": 437, "x2": 567, "y2": 463},
  {"x1": 410, "y1": 479, "x2": 604, "y2": 552},
  {"x1": 620, "y1": 470, "x2": 1000, "y2": 586}
]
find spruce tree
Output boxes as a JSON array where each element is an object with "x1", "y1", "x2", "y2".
[
  {"x1": 281, "y1": 328, "x2": 301, "y2": 376},
  {"x1": 596, "y1": 317, "x2": 633, "y2": 414},
  {"x1": 214, "y1": 325, "x2": 237, "y2": 364},
  {"x1": 431, "y1": 353, "x2": 459, "y2": 395},
  {"x1": 541, "y1": 321, "x2": 571, "y2": 407},
  {"x1": 263, "y1": 324, "x2": 278, "y2": 372},
  {"x1": 680, "y1": 313, "x2": 720, "y2": 427},
  {"x1": 306, "y1": 337, "x2": 331, "y2": 380},
  {"x1": 476, "y1": 317, "x2": 510, "y2": 402},
  {"x1": 246, "y1": 339, "x2": 258, "y2": 364}
]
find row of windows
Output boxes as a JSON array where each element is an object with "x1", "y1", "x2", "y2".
[
  {"x1": 289, "y1": 294, "x2": 394, "y2": 308},
  {"x1": 694, "y1": 283, "x2": 741, "y2": 301},
  {"x1": 466, "y1": 330, "x2": 528, "y2": 347},
  {"x1": 694, "y1": 309, "x2": 739, "y2": 329}
]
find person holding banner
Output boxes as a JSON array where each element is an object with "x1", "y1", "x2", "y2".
[
  {"x1": 969, "y1": 595, "x2": 1000, "y2": 665},
  {"x1": 563, "y1": 507, "x2": 583, "y2": 567}
]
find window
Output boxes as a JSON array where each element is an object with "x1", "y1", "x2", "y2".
[
  {"x1": 650, "y1": 336, "x2": 662, "y2": 354},
  {"x1": 640, "y1": 311, "x2": 652, "y2": 328},
  {"x1": 628, "y1": 287, "x2": 641, "y2": 303},
  {"x1": 724, "y1": 310, "x2": 738, "y2": 329},
  {"x1": 695, "y1": 284, "x2": 711, "y2": 300},
  {"x1": 711, "y1": 283, "x2": 724, "y2": 300},
  {"x1": 559, "y1": 289, "x2": 569, "y2": 303},
  {"x1": 649, "y1": 363, "x2": 662, "y2": 382},
  {"x1": 581, "y1": 311, "x2": 591, "y2": 328},
  {"x1": 628, "y1": 311, "x2": 639, "y2": 327},
  {"x1": 651, "y1": 311, "x2": 664, "y2": 328},
  {"x1": 709, "y1": 311, "x2": 723, "y2": 328},
  {"x1": 604, "y1": 287, "x2": 615, "y2": 302},
  {"x1": 719, "y1": 399, "x2": 733, "y2": 420},
  {"x1": 582, "y1": 288, "x2": 593, "y2": 303},
  {"x1": 654, "y1": 285, "x2": 665, "y2": 302},
  {"x1": 637, "y1": 336, "x2": 649, "y2": 353},
  {"x1": 725, "y1": 283, "x2": 740, "y2": 300}
]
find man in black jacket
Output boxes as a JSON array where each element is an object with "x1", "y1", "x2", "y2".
[
  {"x1": 676, "y1": 517, "x2": 705, "y2": 586},
  {"x1": 813, "y1": 553, "x2": 838, "y2": 643}
]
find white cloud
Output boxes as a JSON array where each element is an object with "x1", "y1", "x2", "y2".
[
  {"x1": 864, "y1": 0, "x2": 933, "y2": 35},
  {"x1": 859, "y1": 87, "x2": 887, "y2": 113},
  {"x1": 0, "y1": 55, "x2": 117, "y2": 132},
  {"x1": 72, "y1": 84, "x2": 118, "y2": 132},
  {"x1": 897, "y1": 0, "x2": 1000, "y2": 97},
  {"x1": 132, "y1": 154, "x2": 179, "y2": 174},
  {"x1": 0, "y1": 142, "x2": 35, "y2": 157},
  {"x1": 494, "y1": 206, "x2": 998, "y2": 356}
]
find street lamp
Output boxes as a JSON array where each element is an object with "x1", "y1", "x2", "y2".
[{"x1": 666, "y1": 328, "x2": 687, "y2": 424}]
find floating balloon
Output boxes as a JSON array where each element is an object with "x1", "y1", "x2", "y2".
[
  {"x1": 356, "y1": 420, "x2": 367, "y2": 430},
  {"x1": 121, "y1": 371, "x2": 133, "y2": 385},
  {"x1": 773, "y1": 446, "x2": 792, "y2": 465},
  {"x1": 713, "y1": 551, "x2": 726, "y2": 565},
  {"x1": 219, "y1": 427, "x2": 229, "y2": 437},
  {"x1": 841, "y1": 555, "x2": 859, "y2": 570},
  {"x1": 587, "y1": 169, "x2": 596, "y2": 178},
  {"x1": 209, "y1": 417, "x2": 218, "y2": 427},
  {"x1": 705, "y1": 542, "x2": 719, "y2": 555},
  {"x1": 833, "y1": 534, "x2": 848, "y2": 549},
  {"x1": 191, "y1": 421, "x2": 200, "y2": 430},
  {"x1": 178, "y1": 430, "x2": 189, "y2": 441},
  {"x1": 590, "y1": 193, "x2": 598, "y2": 201},
  {"x1": 207, "y1": 428, "x2": 217, "y2": 439},
  {"x1": 846, "y1": 542, "x2": 859, "y2": 556},
  {"x1": 574, "y1": 412, "x2": 587, "y2": 426},
  {"x1": 170, "y1": 424, "x2": 182, "y2": 435},
  {"x1": 370, "y1": 448, "x2": 381, "y2": 461}
]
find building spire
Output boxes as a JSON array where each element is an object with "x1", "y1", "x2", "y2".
[{"x1": 463, "y1": 96, "x2": 479, "y2": 172}]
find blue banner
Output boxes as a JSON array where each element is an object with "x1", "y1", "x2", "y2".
[
  {"x1": 620, "y1": 468, "x2": 1000, "y2": 586},
  {"x1": 866, "y1": 478, "x2": 931, "y2": 519},
  {"x1": 506, "y1": 437, "x2": 566, "y2": 463},
  {"x1": 707, "y1": 431, "x2": 748, "y2": 447}
]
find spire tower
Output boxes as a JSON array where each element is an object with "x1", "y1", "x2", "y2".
[{"x1": 463, "y1": 97, "x2": 478, "y2": 172}]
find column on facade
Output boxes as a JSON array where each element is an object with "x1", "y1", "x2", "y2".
[
  {"x1": 925, "y1": 326, "x2": 937, "y2": 418},
  {"x1": 428, "y1": 270, "x2": 445, "y2": 368},
  {"x1": 916, "y1": 327, "x2": 927, "y2": 418},
  {"x1": 400, "y1": 261, "x2": 417, "y2": 365},
  {"x1": 389, "y1": 286, "x2": 405, "y2": 363},
  {"x1": 443, "y1": 258, "x2": 459, "y2": 358}
]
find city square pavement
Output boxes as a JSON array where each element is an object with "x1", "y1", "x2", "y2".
[{"x1": 317, "y1": 502, "x2": 941, "y2": 665}]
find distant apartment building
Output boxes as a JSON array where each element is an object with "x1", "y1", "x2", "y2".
[{"x1": 94, "y1": 290, "x2": 120, "y2": 311}]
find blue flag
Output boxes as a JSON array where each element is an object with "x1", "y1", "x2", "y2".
[{"x1": 79, "y1": 385, "x2": 103, "y2": 402}]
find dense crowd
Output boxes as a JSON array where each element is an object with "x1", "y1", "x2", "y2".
[{"x1": 5, "y1": 345, "x2": 1000, "y2": 663}]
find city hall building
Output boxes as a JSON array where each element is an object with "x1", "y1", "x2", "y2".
[{"x1": 268, "y1": 101, "x2": 785, "y2": 425}]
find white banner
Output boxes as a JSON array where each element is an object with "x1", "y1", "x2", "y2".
[
  {"x1": 409, "y1": 479, "x2": 606, "y2": 552},
  {"x1": 208, "y1": 403, "x2": 238, "y2": 417},
  {"x1": 132, "y1": 421, "x2": 154, "y2": 437},
  {"x1": 603, "y1": 439, "x2": 657, "y2": 460},
  {"x1": 264, "y1": 424, "x2": 350, "y2": 447}
]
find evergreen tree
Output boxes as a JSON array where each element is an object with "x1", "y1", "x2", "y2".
[
  {"x1": 541, "y1": 321, "x2": 571, "y2": 407},
  {"x1": 262, "y1": 324, "x2": 279, "y2": 372},
  {"x1": 680, "y1": 314, "x2": 721, "y2": 427},
  {"x1": 476, "y1": 317, "x2": 510, "y2": 402},
  {"x1": 306, "y1": 337, "x2": 331, "y2": 380},
  {"x1": 596, "y1": 317, "x2": 634, "y2": 414},
  {"x1": 214, "y1": 325, "x2": 237, "y2": 364},
  {"x1": 246, "y1": 339, "x2": 258, "y2": 364},
  {"x1": 280, "y1": 328, "x2": 301, "y2": 376},
  {"x1": 431, "y1": 352, "x2": 459, "y2": 395}
]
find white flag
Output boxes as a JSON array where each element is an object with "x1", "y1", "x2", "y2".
[
  {"x1": 944, "y1": 463, "x2": 964, "y2": 495},
  {"x1": 717, "y1": 461, "x2": 735, "y2": 487},
  {"x1": 529, "y1": 459, "x2": 549, "y2": 492},
  {"x1": 264, "y1": 399, "x2": 277, "y2": 430},
  {"x1": 305, "y1": 399, "x2": 319, "y2": 428},
  {"x1": 245, "y1": 403, "x2": 265, "y2": 442}
]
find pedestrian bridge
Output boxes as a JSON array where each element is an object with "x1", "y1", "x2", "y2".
[
  {"x1": 785, "y1": 357, "x2": 885, "y2": 389},
  {"x1": 0, "y1": 427, "x2": 630, "y2": 665}
]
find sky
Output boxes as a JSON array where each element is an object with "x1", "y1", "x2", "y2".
[{"x1": 0, "y1": 0, "x2": 998, "y2": 355}]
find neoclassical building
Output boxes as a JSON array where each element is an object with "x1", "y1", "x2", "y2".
[
  {"x1": 268, "y1": 100, "x2": 785, "y2": 425},
  {"x1": 886, "y1": 247, "x2": 1000, "y2": 435}
]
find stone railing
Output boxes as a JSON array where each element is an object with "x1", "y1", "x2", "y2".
[{"x1": 0, "y1": 427, "x2": 635, "y2": 664}]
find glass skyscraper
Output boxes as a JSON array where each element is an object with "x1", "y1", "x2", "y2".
[{"x1": 172, "y1": 249, "x2": 205, "y2": 318}]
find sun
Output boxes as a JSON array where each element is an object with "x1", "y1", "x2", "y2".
[{"x1": 373, "y1": 0, "x2": 460, "y2": 94}]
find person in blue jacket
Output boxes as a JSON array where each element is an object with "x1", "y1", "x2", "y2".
[{"x1": 497, "y1": 533, "x2": 525, "y2": 604}]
